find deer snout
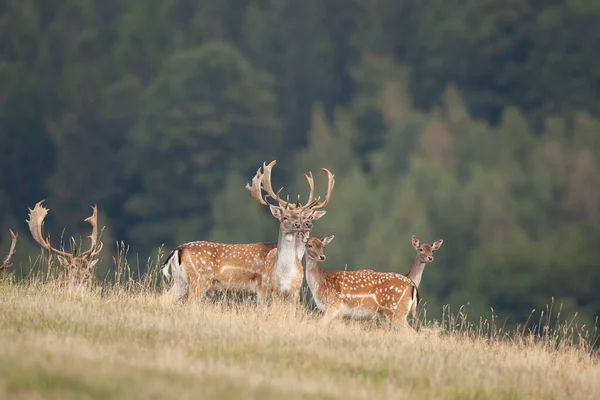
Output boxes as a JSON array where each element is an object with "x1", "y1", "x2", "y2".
[
  {"x1": 427, "y1": 256, "x2": 433, "y2": 262},
  {"x1": 319, "y1": 254, "x2": 326, "y2": 261},
  {"x1": 293, "y1": 221, "x2": 302, "y2": 229},
  {"x1": 303, "y1": 220, "x2": 313, "y2": 229}
]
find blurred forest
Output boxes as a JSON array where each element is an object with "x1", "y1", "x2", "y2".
[{"x1": 1, "y1": 0, "x2": 600, "y2": 327}]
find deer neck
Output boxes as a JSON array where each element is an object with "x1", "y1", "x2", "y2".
[
  {"x1": 295, "y1": 231, "x2": 309, "y2": 260},
  {"x1": 274, "y1": 227, "x2": 298, "y2": 273},
  {"x1": 304, "y1": 254, "x2": 325, "y2": 294},
  {"x1": 406, "y1": 254, "x2": 426, "y2": 288}
]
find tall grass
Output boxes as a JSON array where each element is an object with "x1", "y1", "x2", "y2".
[{"x1": 1, "y1": 244, "x2": 599, "y2": 399}]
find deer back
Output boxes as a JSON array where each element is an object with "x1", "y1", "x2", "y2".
[
  {"x1": 178, "y1": 241, "x2": 278, "y2": 278},
  {"x1": 324, "y1": 269, "x2": 417, "y2": 312}
]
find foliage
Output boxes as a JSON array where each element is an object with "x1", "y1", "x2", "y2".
[{"x1": 1, "y1": 0, "x2": 599, "y2": 328}]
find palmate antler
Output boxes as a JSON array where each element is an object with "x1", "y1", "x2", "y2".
[
  {"x1": 26, "y1": 200, "x2": 103, "y2": 261},
  {"x1": 245, "y1": 160, "x2": 294, "y2": 209},
  {"x1": 245, "y1": 160, "x2": 336, "y2": 212},
  {"x1": 0, "y1": 230, "x2": 18, "y2": 271}
]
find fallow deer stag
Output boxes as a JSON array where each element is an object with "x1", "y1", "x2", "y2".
[
  {"x1": 248, "y1": 161, "x2": 335, "y2": 304},
  {"x1": 0, "y1": 230, "x2": 18, "y2": 272},
  {"x1": 27, "y1": 200, "x2": 103, "y2": 288},
  {"x1": 160, "y1": 160, "x2": 334, "y2": 304},
  {"x1": 304, "y1": 235, "x2": 443, "y2": 331}
]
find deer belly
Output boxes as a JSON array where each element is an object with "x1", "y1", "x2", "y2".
[
  {"x1": 340, "y1": 305, "x2": 377, "y2": 319},
  {"x1": 211, "y1": 281, "x2": 258, "y2": 293},
  {"x1": 212, "y1": 266, "x2": 259, "y2": 293},
  {"x1": 339, "y1": 294, "x2": 380, "y2": 318}
]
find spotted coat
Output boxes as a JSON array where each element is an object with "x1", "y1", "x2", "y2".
[{"x1": 162, "y1": 240, "x2": 277, "y2": 301}]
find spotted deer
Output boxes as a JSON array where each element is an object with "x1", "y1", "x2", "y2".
[
  {"x1": 303, "y1": 235, "x2": 443, "y2": 331},
  {"x1": 27, "y1": 200, "x2": 104, "y2": 288},
  {"x1": 0, "y1": 230, "x2": 18, "y2": 272},
  {"x1": 161, "y1": 160, "x2": 334, "y2": 303},
  {"x1": 249, "y1": 161, "x2": 335, "y2": 304}
]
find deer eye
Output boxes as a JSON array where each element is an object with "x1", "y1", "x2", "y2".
[
  {"x1": 307, "y1": 245, "x2": 312, "y2": 248},
  {"x1": 282, "y1": 216, "x2": 288, "y2": 221},
  {"x1": 419, "y1": 248, "x2": 423, "y2": 252}
]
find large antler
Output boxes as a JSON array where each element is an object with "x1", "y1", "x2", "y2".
[
  {"x1": 0, "y1": 230, "x2": 18, "y2": 271},
  {"x1": 79, "y1": 205, "x2": 103, "y2": 259},
  {"x1": 27, "y1": 200, "x2": 103, "y2": 260},
  {"x1": 246, "y1": 161, "x2": 336, "y2": 212},
  {"x1": 245, "y1": 160, "x2": 294, "y2": 209},
  {"x1": 301, "y1": 168, "x2": 336, "y2": 210},
  {"x1": 27, "y1": 200, "x2": 74, "y2": 258}
]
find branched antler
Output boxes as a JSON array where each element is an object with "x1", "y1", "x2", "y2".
[
  {"x1": 301, "y1": 168, "x2": 336, "y2": 210},
  {"x1": 79, "y1": 205, "x2": 103, "y2": 258},
  {"x1": 27, "y1": 200, "x2": 73, "y2": 258},
  {"x1": 26, "y1": 200, "x2": 104, "y2": 287},
  {"x1": 27, "y1": 200, "x2": 103, "y2": 261},
  {"x1": 0, "y1": 230, "x2": 18, "y2": 271},
  {"x1": 246, "y1": 161, "x2": 336, "y2": 213},
  {"x1": 246, "y1": 160, "x2": 293, "y2": 209}
]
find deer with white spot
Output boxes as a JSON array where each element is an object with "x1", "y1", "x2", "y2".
[
  {"x1": 1, "y1": 230, "x2": 18, "y2": 273},
  {"x1": 248, "y1": 161, "x2": 335, "y2": 305},
  {"x1": 161, "y1": 160, "x2": 334, "y2": 304},
  {"x1": 303, "y1": 235, "x2": 443, "y2": 331},
  {"x1": 26, "y1": 200, "x2": 104, "y2": 288}
]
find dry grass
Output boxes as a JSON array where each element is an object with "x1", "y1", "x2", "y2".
[{"x1": 0, "y1": 252, "x2": 599, "y2": 399}]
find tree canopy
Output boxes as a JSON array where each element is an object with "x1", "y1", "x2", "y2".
[{"x1": 1, "y1": 0, "x2": 599, "y2": 328}]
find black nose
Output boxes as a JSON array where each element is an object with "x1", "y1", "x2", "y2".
[
  {"x1": 319, "y1": 255, "x2": 326, "y2": 261},
  {"x1": 293, "y1": 222, "x2": 301, "y2": 228},
  {"x1": 427, "y1": 256, "x2": 433, "y2": 261},
  {"x1": 304, "y1": 221, "x2": 313, "y2": 228}
]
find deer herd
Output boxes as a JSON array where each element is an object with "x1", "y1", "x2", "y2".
[{"x1": 1, "y1": 160, "x2": 443, "y2": 332}]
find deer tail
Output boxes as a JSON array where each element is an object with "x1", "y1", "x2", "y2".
[{"x1": 161, "y1": 248, "x2": 180, "y2": 280}]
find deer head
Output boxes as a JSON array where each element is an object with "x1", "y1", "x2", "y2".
[
  {"x1": 27, "y1": 200, "x2": 103, "y2": 288},
  {"x1": 245, "y1": 160, "x2": 335, "y2": 232},
  {"x1": 411, "y1": 235, "x2": 443, "y2": 263},
  {"x1": 0, "y1": 230, "x2": 18, "y2": 272},
  {"x1": 305, "y1": 235, "x2": 335, "y2": 261}
]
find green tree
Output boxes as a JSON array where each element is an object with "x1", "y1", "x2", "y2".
[
  {"x1": 124, "y1": 41, "x2": 282, "y2": 252},
  {"x1": 208, "y1": 170, "x2": 277, "y2": 244}
]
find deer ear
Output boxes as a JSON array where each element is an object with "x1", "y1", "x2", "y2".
[
  {"x1": 310, "y1": 210, "x2": 326, "y2": 220},
  {"x1": 321, "y1": 235, "x2": 335, "y2": 245},
  {"x1": 269, "y1": 205, "x2": 283, "y2": 219},
  {"x1": 411, "y1": 235, "x2": 420, "y2": 249},
  {"x1": 89, "y1": 259, "x2": 99, "y2": 269},
  {"x1": 57, "y1": 256, "x2": 69, "y2": 267},
  {"x1": 432, "y1": 239, "x2": 443, "y2": 251}
]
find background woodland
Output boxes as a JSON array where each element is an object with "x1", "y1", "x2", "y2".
[{"x1": 2, "y1": 0, "x2": 600, "y2": 326}]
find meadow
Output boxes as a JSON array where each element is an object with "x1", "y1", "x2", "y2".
[{"x1": 0, "y1": 255, "x2": 598, "y2": 400}]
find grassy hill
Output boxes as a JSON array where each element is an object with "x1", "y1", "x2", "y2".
[{"x1": 0, "y1": 278, "x2": 598, "y2": 400}]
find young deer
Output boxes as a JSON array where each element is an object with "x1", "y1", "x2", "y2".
[
  {"x1": 304, "y1": 235, "x2": 443, "y2": 331},
  {"x1": 0, "y1": 230, "x2": 18, "y2": 272},
  {"x1": 161, "y1": 160, "x2": 334, "y2": 304},
  {"x1": 27, "y1": 200, "x2": 103, "y2": 288}
]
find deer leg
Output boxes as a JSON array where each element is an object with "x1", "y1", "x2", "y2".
[
  {"x1": 186, "y1": 274, "x2": 214, "y2": 304},
  {"x1": 255, "y1": 278, "x2": 271, "y2": 306},
  {"x1": 319, "y1": 305, "x2": 342, "y2": 327},
  {"x1": 161, "y1": 272, "x2": 189, "y2": 305},
  {"x1": 390, "y1": 311, "x2": 416, "y2": 334},
  {"x1": 291, "y1": 290, "x2": 301, "y2": 307}
]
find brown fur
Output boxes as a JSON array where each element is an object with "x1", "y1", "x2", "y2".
[
  {"x1": 175, "y1": 241, "x2": 278, "y2": 300},
  {"x1": 305, "y1": 235, "x2": 443, "y2": 332},
  {"x1": 256, "y1": 246, "x2": 304, "y2": 304},
  {"x1": 163, "y1": 159, "x2": 335, "y2": 304}
]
